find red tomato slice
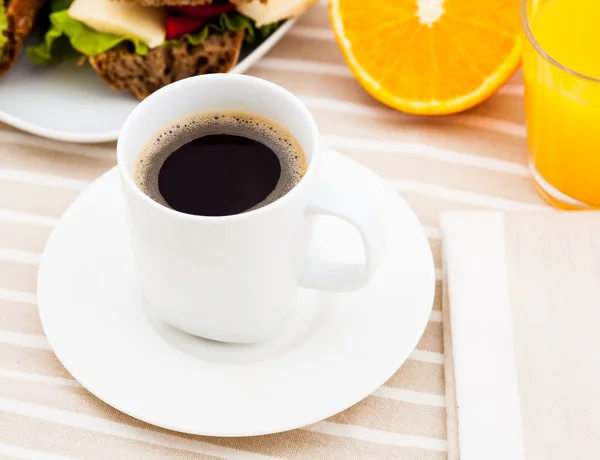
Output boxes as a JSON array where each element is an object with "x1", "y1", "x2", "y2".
[{"x1": 165, "y1": 16, "x2": 207, "y2": 40}]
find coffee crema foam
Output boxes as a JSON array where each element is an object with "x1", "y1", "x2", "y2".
[{"x1": 134, "y1": 111, "x2": 308, "y2": 212}]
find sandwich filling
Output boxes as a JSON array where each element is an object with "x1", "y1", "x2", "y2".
[
  {"x1": 0, "y1": 0, "x2": 48, "y2": 73},
  {"x1": 0, "y1": 2, "x2": 8, "y2": 62},
  {"x1": 28, "y1": 0, "x2": 280, "y2": 64}
]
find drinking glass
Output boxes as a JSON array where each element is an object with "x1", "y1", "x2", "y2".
[{"x1": 522, "y1": 0, "x2": 600, "y2": 209}]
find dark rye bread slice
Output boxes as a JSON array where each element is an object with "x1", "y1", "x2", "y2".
[
  {"x1": 89, "y1": 29, "x2": 244, "y2": 100},
  {"x1": 0, "y1": 0, "x2": 47, "y2": 76}
]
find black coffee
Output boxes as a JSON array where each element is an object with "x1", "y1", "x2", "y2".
[{"x1": 134, "y1": 112, "x2": 307, "y2": 216}]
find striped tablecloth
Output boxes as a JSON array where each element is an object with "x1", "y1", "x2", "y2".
[{"x1": 0, "y1": 3, "x2": 546, "y2": 459}]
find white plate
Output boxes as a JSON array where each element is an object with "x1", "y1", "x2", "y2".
[
  {"x1": 0, "y1": 19, "x2": 295, "y2": 144},
  {"x1": 37, "y1": 149, "x2": 435, "y2": 436}
]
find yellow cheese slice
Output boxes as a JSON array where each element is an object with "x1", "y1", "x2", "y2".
[{"x1": 68, "y1": 0, "x2": 166, "y2": 49}]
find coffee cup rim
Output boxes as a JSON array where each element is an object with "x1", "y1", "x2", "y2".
[{"x1": 117, "y1": 74, "x2": 320, "y2": 223}]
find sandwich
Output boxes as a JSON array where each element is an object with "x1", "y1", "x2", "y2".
[
  {"x1": 28, "y1": 0, "x2": 316, "y2": 99},
  {"x1": 0, "y1": 0, "x2": 48, "y2": 77}
]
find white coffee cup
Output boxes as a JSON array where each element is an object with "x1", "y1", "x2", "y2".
[{"x1": 117, "y1": 74, "x2": 384, "y2": 344}]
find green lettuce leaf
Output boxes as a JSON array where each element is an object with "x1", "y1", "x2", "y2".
[
  {"x1": 27, "y1": 3, "x2": 281, "y2": 65},
  {"x1": 27, "y1": 10, "x2": 149, "y2": 64},
  {"x1": 255, "y1": 21, "x2": 282, "y2": 42},
  {"x1": 50, "y1": 0, "x2": 74, "y2": 13},
  {"x1": 0, "y1": 2, "x2": 8, "y2": 61},
  {"x1": 165, "y1": 12, "x2": 280, "y2": 47}
]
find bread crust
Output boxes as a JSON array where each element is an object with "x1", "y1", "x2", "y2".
[
  {"x1": 89, "y1": 29, "x2": 245, "y2": 100},
  {"x1": 0, "y1": 0, "x2": 48, "y2": 76}
]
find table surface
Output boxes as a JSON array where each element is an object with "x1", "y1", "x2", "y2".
[{"x1": 0, "y1": 3, "x2": 546, "y2": 460}]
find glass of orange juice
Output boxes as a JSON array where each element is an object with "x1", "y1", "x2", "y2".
[{"x1": 522, "y1": 0, "x2": 600, "y2": 209}]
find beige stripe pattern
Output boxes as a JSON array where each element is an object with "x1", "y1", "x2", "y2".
[{"x1": 0, "y1": 3, "x2": 544, "y2": 459}]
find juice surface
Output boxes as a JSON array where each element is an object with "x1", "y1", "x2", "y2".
[{"x1": 524, "y1": 0, "x2": 600, "y2": 208}]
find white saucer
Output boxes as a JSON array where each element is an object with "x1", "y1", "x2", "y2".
[
  {"x1": 37, "y1": 149, "x2": 435, "y2": 436},
  {"x1": 0, "y1": 19, "x2": 295, "y2": 144}
]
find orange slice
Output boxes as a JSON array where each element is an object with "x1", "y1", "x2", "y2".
[{"x1": 330, "y1": 0, "x2": 522, "y2": 115}]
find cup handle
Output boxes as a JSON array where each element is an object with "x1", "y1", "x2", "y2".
[{"x1": 300, "y1": 181, "x2": 385, "y2": 292}]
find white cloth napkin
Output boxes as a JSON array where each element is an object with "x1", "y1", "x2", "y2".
[{"x1": 441, "y1": 211, "x2": 600, "y2": 460}]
